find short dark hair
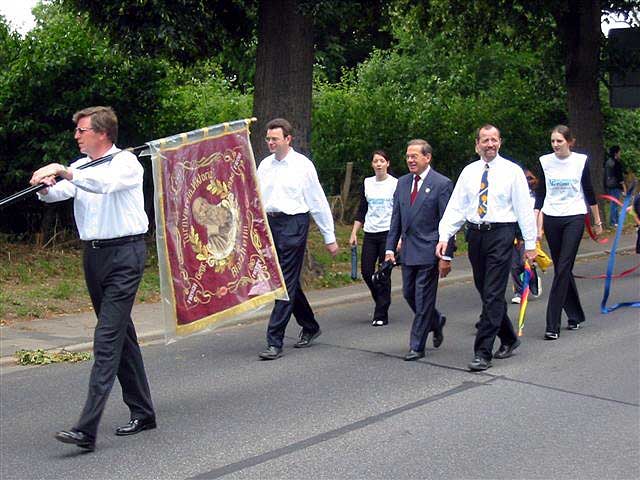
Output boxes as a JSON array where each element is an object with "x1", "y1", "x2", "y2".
[
  {"x1": 266, "y1": 118, "x2": 293, "y2": 137},
  {"x1": 475, "y1": 124, "x2": 501, "y2": 140},
  {"x1": 407, "y1": 139, "x2": 432, "y2": 156},
  {"x1": 73, "y1": 106, "x2": 118, "y2": 142},
  {"x1": 609, "y1": 145, "x2": 621, "y2": 157}
]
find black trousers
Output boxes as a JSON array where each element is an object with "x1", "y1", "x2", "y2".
[
  {"x1": 266, "y1": 213, "x2": 319, "y2": 349},
  {"x1": 543, "y1": 214, "x2": 586, "y2": 333},
  {"x1": 402, "y1": 263, "x2": 442, "y2": 352},
  {"x1": 467, "y1": 224, "x2": 518, "y2": 360},
  {"x1": 75, "y1": 239, "x2": 154, "y2": 439},
  {"x1": 361, "y1": 231, "x2": 392, "y2": 322}
]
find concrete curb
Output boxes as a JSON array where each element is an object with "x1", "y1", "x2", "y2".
[{"x1": 1, "y1": 246, "x2": 634, "y2": 368}]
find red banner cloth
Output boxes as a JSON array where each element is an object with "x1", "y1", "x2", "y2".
[{"x1": 152, "y1": 124, "x2": 286, "y2": 336}]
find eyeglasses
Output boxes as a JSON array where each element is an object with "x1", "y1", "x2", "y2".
[{"x1": 74, "y1": 127, "x2": 94, "y2": 134}]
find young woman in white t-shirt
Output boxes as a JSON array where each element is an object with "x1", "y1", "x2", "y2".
[
  {"x1": 349, "y1": 150, "x2": 398, "y2": 326},
  {"x1": 535, "y1": 125, "x2": 603, "y2": 340}
]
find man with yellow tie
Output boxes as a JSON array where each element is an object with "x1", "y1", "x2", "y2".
[{"x1": 436, "y1": 125, "x2": 537, "y2": 371}]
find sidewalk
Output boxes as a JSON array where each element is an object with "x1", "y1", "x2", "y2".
[{"x1": 1, "y1": 232, "x2": 636, "y2": 367}]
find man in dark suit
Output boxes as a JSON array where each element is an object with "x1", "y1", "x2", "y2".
[{"x1": 385, "y1": 139, "x2": 455, "y2": 361}]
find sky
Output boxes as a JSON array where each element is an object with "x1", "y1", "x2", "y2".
[
  {"x1": 0, "y1": 0, "x2": 634, "y2": 36},
  {"x1": 0, "y1": 0, "x2": 39, "y2": 34}
]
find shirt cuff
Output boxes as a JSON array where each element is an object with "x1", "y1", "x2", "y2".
[
  {"x1": 440, "y1": 256, "x2": 452, "y2": 261},
  {"x1": 524, "y1": 240, "x2": 536, "y2": 250},
  {"x1": 323, "y1": 233, "x2": 337, "y2": 245},
  {"x1": 385, "y1": 250, "x2": 394, "y2": 255}
]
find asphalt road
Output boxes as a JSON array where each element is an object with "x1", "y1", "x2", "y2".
[{"x1": 1, "y1": 253, "x2": 639, "y2": 480}]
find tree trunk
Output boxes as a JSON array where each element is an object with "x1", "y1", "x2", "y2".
[
  {"x1": 251, "y1": 0, "x2": 314, "y2": 163},
  {"x1": 555, "y1": 0, "x2": 605, "y2": 196}
]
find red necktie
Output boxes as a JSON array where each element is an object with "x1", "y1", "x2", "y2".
[{"x1": 410, "y1": 175, "x2": 420, "y2": 205}]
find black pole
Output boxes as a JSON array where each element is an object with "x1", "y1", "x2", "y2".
[{"x1": 0, "y1": 144, "x2": 149, "y2": 209}]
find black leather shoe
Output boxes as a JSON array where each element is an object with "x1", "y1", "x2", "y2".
[
  {"x1": 259, "y1": 345, "x2": 282, "y2": 360},
  {"x1": 493, "y1": 339, "x2": 521, "y2": 359},
  {"x1": 371, "y1": 318, "x2": 388, "y2": 327},
  {"x1": 115, "y1": 418, "x2": 157, "y2": 436},
  {"x1": 433, "y1": 315, "x2": 446, "y2": 348},
  {"x1": 404, "y1": 350, "x2": 425, "y2": 361},
  {"x1": 468, "y1": 356, "x2": 492, "y2": 371},
  {"x1": 294, "y1": 329, "x2": 321, "y2": 348},
  {"x1": 55, "y1": 429, "x2": 95, "y2": 451}
]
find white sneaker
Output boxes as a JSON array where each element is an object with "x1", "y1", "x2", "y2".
[{"x1": 511, "y1": 295, "x2": 521, "y2": 304}]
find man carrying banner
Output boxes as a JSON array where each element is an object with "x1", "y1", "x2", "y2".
[
  {"x1": 30, "y1": 106, "x2": 155, "y2": 451},
  {"x1": 257, "y1": 118, "x2": 338, "y2": 360}
]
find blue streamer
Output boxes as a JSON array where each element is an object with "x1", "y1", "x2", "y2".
[{"x1": 600, "y1": 184, "x2": 640, "y2": 313}]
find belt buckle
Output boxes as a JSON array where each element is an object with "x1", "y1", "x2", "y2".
[
  {"x1": 90, "y1": 240, "x2": 100, "y2": 249},
  {"x1": 483, "y1": 222, "x2": 492, "y2": 231}
]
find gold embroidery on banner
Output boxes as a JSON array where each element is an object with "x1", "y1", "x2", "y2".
[{"x1": 168, "y1": 143, "x2": 274, "y2": 310}]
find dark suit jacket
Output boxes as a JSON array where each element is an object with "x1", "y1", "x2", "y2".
[{"x1": 386, "y1": 167, "x2": 455, "y2": 266}]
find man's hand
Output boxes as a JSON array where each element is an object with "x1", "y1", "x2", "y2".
[
  {"x1": 438, "y1": 259, "x2": 451, "y2": 278},
  {"x1": 435, "y1": 241, "x2": 449, "y2": 258},
  {"x1": 30, "y1": 163, "x2": 71, "y2": 186},
  {"x1": 524, "y1": 249, "x2": 537, "y2": 262},
  {"x1": 325, "y1": 241, "x2": 339, "y2": 257},
  {"x1": 384, "y1": 252, "x2": 395, "y2": 264}
]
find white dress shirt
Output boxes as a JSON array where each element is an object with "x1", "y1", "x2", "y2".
[
  {"x1": 438, "y1": 155, "x2": 537, "y2": 250},
  {"x1": 257, "y1": 148, "x2": 336, "y2": 244},
  {"x1": 37, "y1": 145, "x2": 148, "y2": 240}
]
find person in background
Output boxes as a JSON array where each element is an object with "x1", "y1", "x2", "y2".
[
  {"x1": 604, "y1": 145, "x2": 626, "y2": 227},
  {"x1": 510, "y1": 167, "x2": 543, "y2": 304},
  {"x1": 633, "y1": 192, "x2": 640, "y2": 254},
  {"x1": 349, "y1": 150, "x2": 398, "y2": 326},
  {"x1": 536, "y1": 125, "x2": 603, "y2": 339},
  {"x1": 256, "y1": 118, "x2": 338, "y2": 360}
]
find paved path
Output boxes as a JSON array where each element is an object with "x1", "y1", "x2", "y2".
[{"x1": 1, "y1": 232, "x2": 637, "y2": 367}]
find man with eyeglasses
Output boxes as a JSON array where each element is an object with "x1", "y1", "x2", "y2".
[
  {"x1": 30, "y1": 106, "x2": 155, "y2": 452},
  {"x1": 256, "y1": 117, "x2": 338, "y2": 360}
]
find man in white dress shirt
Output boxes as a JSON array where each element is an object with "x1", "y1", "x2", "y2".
[
  {"x1": 30, "y1": 106, "x2": 155, "y2": 451},
  {"x1": 256, "y1": 118, "x2": 338, "y2": 360},
  {"x1": 436, "y1": 125, "x2": 536, "y2": 371}
]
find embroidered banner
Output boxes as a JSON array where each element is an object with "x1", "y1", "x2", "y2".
[{"x1": 149, "y1": 119, "x2": 287, "y2": 341}]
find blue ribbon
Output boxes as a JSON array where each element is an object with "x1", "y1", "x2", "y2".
[{"x1": 600, "y1": 184, "x2": 640, "y2": 313}]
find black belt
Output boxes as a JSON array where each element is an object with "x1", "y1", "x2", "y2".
[
  {"x1": 465, "y1": 221, "x2": 517, "y2": 232},
  {"x1": 85, "y1": 233, "x2": 146, "y2": 249},
  {"x1": 267, "y1": 211, "x2": 308, "y2": 218}
]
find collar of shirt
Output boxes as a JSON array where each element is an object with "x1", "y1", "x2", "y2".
[
  {"x1": 269, "y1": 147, "x2": 293, "y2": 166},
  {"x1": 414, "y1": 166, "x2": 431, "y2": 191}
]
